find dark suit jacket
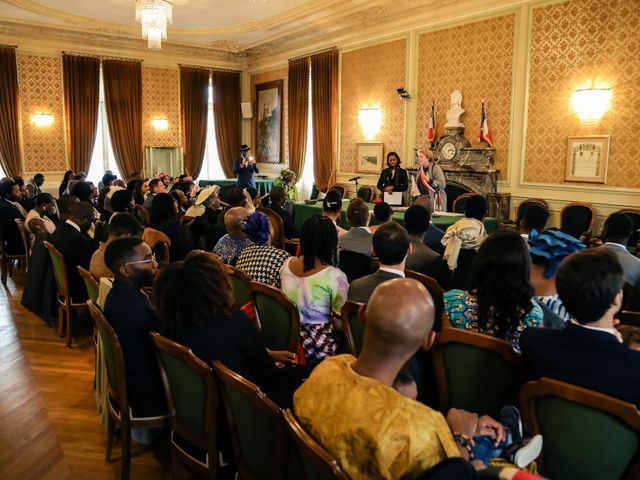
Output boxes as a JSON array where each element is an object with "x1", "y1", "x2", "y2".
[
  {"x1": 406, "y1": 235, "x2": 452, "y2": 290},
  {"x1": 520, "y1": 323, "x2": 640, "y2": 407},
  {"x1": 50, "y1": 222, "x2": 96, "y2": 302},
  {"x1": 377, "y1": 167, "x2": 409, "y2": 192},
  {"x1": 348, "y1": 269, "x2": 403, "y2": 303},
  {"x1": 423, "y1": 222, "x2": 445, "y2": 254},
  {"x1": 338, "y1": 227, "x2": 373, "y2": 257},
  {"x1": 272, "y1": 205, "x2": 299, "y2": 239},
  {"x1": 0, "y1": 198, "x2": 25, "y2": 255},
  {"x1": 104, "y1": 278, "x2": 167, "y2": 417},
  {"x1": 153, "y1": 218, "x2": 189, "y2": 262}
]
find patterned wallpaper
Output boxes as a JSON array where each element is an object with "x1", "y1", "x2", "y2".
[
  {"x1": 17, "y1": 55, "x2": 67, "y2": 173},
  {"x1": 339, "y1": 39, "x2": 407, "y2": 173},
  {"x1": 250, "y1": 67, "x2": 289, "y2": 170},
  {"x1": 417, "y1": 15, "x2": 515, "y2": 179},
  {"x1": 142, "y1": 67, "x2": 181, "y2": 147},
  {"x1": 524, "y1": 0, "x2": 640, "y2": 187}
]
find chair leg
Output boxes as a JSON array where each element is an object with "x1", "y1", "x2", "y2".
[
  {"x1": 8, "y1": 259, "x2": 14, "y2": 278},
  {"x1": 66, "y1": 305, "x2": 72, "y2": 348},
  {"x1": 105, "y1": 415, "x2": 114, "y2": 462},
  {"x1": 57, "y1": 305, "x2": 64, "y2": 338},
  {"x1": 1, "y1": 257, "x2": 7, "y2": 285},
  {"x1": 121, "y1": 424, "x2": 131, "y2": 480}
]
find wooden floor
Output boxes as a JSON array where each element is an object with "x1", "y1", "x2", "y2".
[{"x1": 0, "y1": 268, "x2": 171, "y2": 479}]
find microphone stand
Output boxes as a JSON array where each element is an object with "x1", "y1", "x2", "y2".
[{"x1": 349, "y1": 177, "x2": 360, "y2": 194}]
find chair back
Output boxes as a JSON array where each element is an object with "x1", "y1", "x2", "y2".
[
  {"x1": 284, "y1": 239, "x2": 300, "y2": 257},
  {"x1": 282, "y1": 409, "x2": 349, "y2": 480},
  {"x1": 338, "y1": 249, "x2": 373, "y2": 283},
  {"x1": 405, "y1": 270, "x2": 445, "y2": 329},
  {"x1": 329, "y1": 185, "x2": 345, "y2": 200},
  {"x1": 156, "y1": 241, "x2": 170, "y2": 263},
  {"x1": 77, "y1": 266, "x2": 99, "y2": 303},
  {"x1": 150, "y1": 332, "x2": 221, "y2": 476},
  {"x1": 341, "y1": 301, "x2": 366, "y2": 356},
  {"x1": 515, "y1": 198, "x2": 550, "y2": 227},
  {"x1": 451, "y1": 192, "x2": 477, "y2": 214},
  {"x1": 520, "y1": 377, "x2": 640, "y2": 480},
  {"x1": 43, "y1": 241, "x2": 71, "y2": 303},
  {"x1": 257, "y1": 207, "x2": 285, "y2": 249},
  {"x1": 560, "y1": 202, "x2": 597, "y2": 239},
  {"x1": 229, "y1": 266, "x2": 254, "y2": 309},
  {"x1": 251, "y1": 281, "x2": 300, "y2": 352},
  {"x1": 432, "y1": 327, "x2": 521, "y2": 417},
  {"x1": 212, "y1": 360, "x2": 287, "y2": 480},
  {"x1": 133, "y1": 205, "x2": 150, "y2": 225},
  {"x1": 616, "y1": 309, "x2": 640, "y2": 328},
  {"x1": 14, "y1": 218, "x2": 31, "y2": 268},
  {"x1": 356, "y1": 186, "x2": 374, "y2": 203},
  {"x1": 614, "y1": 209, "x2": 640, "y2": 248}
]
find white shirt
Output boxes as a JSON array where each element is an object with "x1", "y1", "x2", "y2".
[
  {"x1": 573, "y1": 321, "x2": 621, "y2": 342},
  {"x1": 65, "y1": 219, "x2": 81, "y2": 232},
  {"x1": 25, "y1": 210, "x2": 56, "y2": 235},
  {"x1": 378, "y1": 266, "x2": 405, "y2": 278}
]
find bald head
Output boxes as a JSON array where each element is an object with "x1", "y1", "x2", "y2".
[
  {"x1": 225, "y1": 207, "x2": 249, "y2": 235},
  {"x1": 363, "y1": 278, "x2": 435, "y2": 359}
]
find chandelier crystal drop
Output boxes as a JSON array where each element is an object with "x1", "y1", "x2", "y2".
[{"x1": 135, "y1": 0, "x2": 173, "y2": 50}]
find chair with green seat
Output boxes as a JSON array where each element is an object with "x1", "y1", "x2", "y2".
[
  {"x1": 405, "y1": 270, "x2": 445, "y2": 328},
  {"x1": 251, "y1": 281, "x2": 300, "y2": 352},
  {"x1": 228, "y1": 266, "x2": 254, "y2": 309},
  {"x1": 77, "y1": 266, "x2": 99, "y2": 303},
  {"x1": 431, "y1": 327, "x2": 522, "y2": 418},
  {"x1": 150, "y1": 332, "x2": 224, "y2": 479},
  {"x1": 341, "y1": 301, "x2": 366, "y2": 356},
  {"x1": 520, "y1": 377, "x2": 640, "y2": 480},
  {"x1": 212, "y1": 360, "x2": 288, "y2": 480}
]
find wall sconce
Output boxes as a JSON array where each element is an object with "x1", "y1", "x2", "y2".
[
  {"x1": 152, "y1": 118, "x2": 169, "y2": 130},
  {"x1": 359, "y1": 107, "x2": 382, "y2": 139},
  {"x1": 32, "y1": 113, "x2": 53, "y2": 127},
  {"x1": 572, "y1": 87, "x2": 612, "y2": 124}
]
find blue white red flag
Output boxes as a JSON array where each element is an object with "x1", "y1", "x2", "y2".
[{"x1": 478, "y1": 98, "x2": 493, "y2": 147}]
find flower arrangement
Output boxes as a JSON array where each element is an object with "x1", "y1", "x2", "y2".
[{"x1": 274, "y1": 168, "x2": 297, "y2": 201}]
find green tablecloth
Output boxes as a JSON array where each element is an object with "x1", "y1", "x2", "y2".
[
  {"x1": 198, "y1": 179, "x2": 274, "y2": 202},
  {"x1": 292, "y1": 199, "x2": 498, "y2": 233}
]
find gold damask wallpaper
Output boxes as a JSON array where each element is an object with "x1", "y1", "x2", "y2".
[
  {"x1": 524, "y1": 0, "x2": 640, "y2": 187},
  {"x1": 142, "y1": 67, "x2": 181, "y2": 147},
  {"x1": 417, "y1": 15, "x2": 515, "y2": 179},
  {"x1": 250, "y1": 68, "x2": 289, "y2": 168},
  {"x1": 17, "y1": 55, "x2": 67, "y2": 173},
  {"x1": 339, "y1": 39, "x2": 407, "y2": 173}
]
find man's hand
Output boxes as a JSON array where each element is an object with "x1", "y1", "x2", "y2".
[
  {"x1": 476, "y1": 415, "x2": 506, "y2": 446},
  {"x1": 446, "y1": 408, "x2": 478, "y2": 437},
  {"x1": 384, "y1": 186, "x2": 394, "y2": 193},
  {"x1": 267, "y1": 349, "x2": 297, "y2": 365}
]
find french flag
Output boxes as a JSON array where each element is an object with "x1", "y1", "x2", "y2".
[
  {"x1": 426, "y1": 100, "x2": 436, "y2": 144},
  {"x1": 478, "y1": 98, "x2": 494, "y2": 147}
]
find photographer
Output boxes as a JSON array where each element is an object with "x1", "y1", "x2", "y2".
[{"x1": 234, "y1": 144, "x2": 260, "y2": 189}]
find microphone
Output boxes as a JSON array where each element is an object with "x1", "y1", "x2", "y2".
[{"x1": 348, "y1": 176, "x2": 363, "y2": 182}]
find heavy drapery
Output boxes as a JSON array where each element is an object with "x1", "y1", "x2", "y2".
[
  {"x1": 102, "y1": 59, "x2": 142, "y2": 180},
  {"x1": 180, "y1": 67, "x2": 209, "y2": 179},
  {"x1": 288, "y1": 57, "x2": 309, "y2": 181},
  {"x1": 212, "y1": 70, "x2": 241, "y2": 179},
  {"x1": 0, "y1": 47, "x2": 22, "y2": 177},
  {"x1": 63, "y1": 54, "x2": 100, "y2": 175}
]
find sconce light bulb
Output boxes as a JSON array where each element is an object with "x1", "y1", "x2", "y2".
[{"x1": 572, "y1": 88, "x2": 612, "y2": 124}]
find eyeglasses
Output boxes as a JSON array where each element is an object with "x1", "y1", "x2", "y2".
[{"x1": 123, "y1": 253, "x2": 156, "y2": 267}]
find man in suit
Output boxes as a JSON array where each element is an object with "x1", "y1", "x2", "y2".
[
  {"x1": 338, "y1": 198, "x2": 373, "y2": 257},
  {"x1": 404, "y1": 205, "x2": 452, "y2": 290},
  {"x1": 234, "y1": 144, "x2": 259, "y2": 189},
  {"x1": 348, "y1": 222, "x2": 411, "y2": 303},
  {"x1": 413, "y1": 196, "x2": 445, "y2": 254},
  {"x1": 520, "y1": 249, "x2": 640, "y2": 407},
  {"x1": 103, "y1": 237, "x2": 167, "y2": 441},
  {"x1": 268, "y1": 186, "x2": 299, "y2": 239},
  {"x1": 0, "y1": 180, "x2": 27, "y2": 255},
  {"x1": 50, "y1": 201, "x2": 97, "y2": 302},
  {"x1": 598, "y1": 213, "x2": 640, "y2": 287}
]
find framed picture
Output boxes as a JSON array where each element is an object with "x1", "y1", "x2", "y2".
[
  {"x1": 565, "y1": 135, "x2": 610, "y2": 183},
  {"x1": 356, "y1": 142, "x2": 384, "y2": 173},
  {"x1": 254, "y1": 80, "x2": 283, "y2": 163}
]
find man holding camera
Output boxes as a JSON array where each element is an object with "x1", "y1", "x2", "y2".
[{"x1": 234, "y1": 144, "x2": 259, "y2": 189}]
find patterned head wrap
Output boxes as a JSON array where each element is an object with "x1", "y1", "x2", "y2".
[
  {"x1": 528, "y1": 229, "x2": 585, "y2": 279},
  {"x1": 241, "y1": 211, "x2": 270, "y2": 244}
]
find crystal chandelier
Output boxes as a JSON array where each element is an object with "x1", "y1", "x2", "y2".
[{"x1": 135, "y1": 0, "x2": 173, "y2": 50}]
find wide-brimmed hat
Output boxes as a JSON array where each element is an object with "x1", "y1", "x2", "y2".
[
  {"x1": 239, "y1": 144, "x2": 251, "y2": 151},
  {"x1": 195, "y1": 186, "x2": 218, "y2": 206}
]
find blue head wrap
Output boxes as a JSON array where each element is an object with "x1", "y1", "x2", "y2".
[
  {"x1": 528, "y1": 229, "x2": 586, "y2": 279},
  {"x1": 241, "y1": 211, "x2": 270, "y2": 244}
]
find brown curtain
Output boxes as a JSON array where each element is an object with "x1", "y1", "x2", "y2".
[
  {"x1": 63, "y1": 55, "x2": 100, "y2": 175},
  {"x1": 288, "y1": 57, "x2": 309, "y2": 181},
  {"x1": 102, "y1": 59, "x2": 142, "y2": 180},
  {"x1": 311, "y1": 50, "x2": 338, "y2": 192},
  {"x1": 0, "y1": 47, "x2": 22, "y2": 177},
  {"x1": 212, "y1": 70, "x2": 241, "y2": 179},
  {"x1": 180, "y1": 67, "x2": 209, "y2": 179}
]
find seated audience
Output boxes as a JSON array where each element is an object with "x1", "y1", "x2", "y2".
[
  {"x1": 216, "y1": 187, "x2": 247, "y2": 227},
  {"x1": 599, "y1": 212, "x2": 640, "y2": 287},
  {"x1": 268, "y1": 186, "x2": 299, "y2": 239},
  {"x1": 348, "y1": 222, "x2": 410, "y2": 303},
  {"x1": 338, "y1": 198, "x2": 373, "y2": 257},
  {"x1": 213, "y1": 207, "x2": 252, "y2": 265},
  {"x1": 56, "y1": 194, "x2": 80, "y2": 225},
  {"x1": 520, "y1": 205, "x2": 549, "y2": 240},
  {"x1": 0, "y1": 180, "x2": 27, "y2": 255},
  {"x1": 414, "y1": 196, "x2": 445, "y2": 254},
  {"x1": 186, "y1": 186, "x2": 224, "y2": 250},
  {"x1": 25, "y1": 193, "x2": 56, "y2": 236},
  {"x1": 322, "y1": 189, "x2": 346, "y2": 236},
  {"x1": 369, "y1": 202, "x2": 393, "y2": 234},
  {"x1": 528, "y1": 229, "x2": 585, "y2": 327},
  {"x1": 132, "y1": 178, "x2": 149, "y2": 206},
  {"x1": 158, "y1": 172, "x2": 171, "y2": 190},
  {"x1": 281, "y1": 215, "x2": 348, "y2": 363},
  {"x1": 169, "y1": 189, "x2": 189, "y2": 217},
  {"x1": 244, "y1": 187, "x2": 261, "y2": 212},
  {"x1": 143, "y1": 178, "x2": 164, "y2": 209},
  {"x1": 13, "y1": 176, "x2": 32, "y2": 211},
  {"x1": 150, "y1": 193, "x2": 189, "y2": 262},
  {"x1": 109, "y1": 189, "x2": 134, "y2": 218},
  {"x1": 444, "y1": 229, "x2": 543, "y2": 353},
  {"x1": 404, "y1": 205, "x2": 452, "y2": 290},
  {"x1": 59, "y1": 169, "x2": 75, "y2": 197},
  {"x1": 50, "y1": 201, "x2": 97, "y2": 302},
  {"x1": 521, "y1": 249, "x2": 640, "y2": 407},
  {"x1": 184, "y1": 186, "x2": 217, "y2": 218},
  {"x1": 26, "y1": 173, "x2": 44, "y2": 199},
  {"x1": 90, "y1": 213, "x2": 143, "y2": 279},
  {"x1": 103, "y1": 237, "x2": 167, "y2": 428},
  {"x1": 70, "y1": 181, "x2": 93, "y2": 205},
  {"x1": 235, "y1": 211, "x2": 290, "y2": 287}
]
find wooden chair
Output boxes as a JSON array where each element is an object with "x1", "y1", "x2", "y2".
[
  {"x1": 153, "y1": 241, "x2": 170, "y2": 264},
  {"x1": 338, "y1": 249, "x2": 373, "y2": 283},
  {"x1": 341, "y1": 301, "x2": 366, "y2": 356},
  {"x1": 617, "y1": 310, "x2": 640, "y2": 328},
  {"x1": 405, "y1": 270, "x2": 445, "y2": 329},
  {"x1": 614, "y1": 208, "x2": 640, "y2": 248},
  {"x1": 251, "y1": 281, "x2": 300, "y2": 352},
  {"x1": 88, "y1": 301, "x2": 167, "y2": 480},
  {"x1": 132, "y1": 204, "x2": 150, "y2": 225},
  {"x1": 0, "y1": 220, "x2": 26, "y2": 285},
  {"x1": 560, "y1": 202, "x2": 597, "y2": 240},
  {"x1": 356, "y1": 186, "x2": 374, "y2": 203},
  {"x1": 282, "y1": 409, "x2": 349, "y2": 480},
  {"x1": 150, "y1": 332, "x2": 224, "y2": 479},
  {"x1": 284, "y1": 238, "x2": 300, "y2": 257},
  {"x1": 520, "y1": 377, "x2": 640, "y2": 480},
  {"x1": 257, "y1": 207, "x2": 284, "y2": 249},
  {"x1": 212, "y1": 360, "x2": 288, "y2": 480},
  {"x1": 228, "y1": 266, "x2": 254, "y2": 309},
  {"x1": 622, "y1": 283, "x2": 640, "y2": 312},
  {"x1": 515, "y1": 198, "x2": 549, "y2": 227},
  {"x1": 451, "y1": 192, "x2": 477, "y2": 214},
  {"x1": 43, "y1": 241, "x2": 88, "y2": 347},
  {"x1": 14, "y1": 218, "x2": 31, "y2": 271},
  {"x1": 431, "y1": 327, "x2": 522, "y2": 417},
  {"x1": 77, "y1": 266, "x2": 99, "y2": 303}
]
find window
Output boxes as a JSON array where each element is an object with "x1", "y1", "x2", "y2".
[
  {"x1": 297, "y1": 64, "x2": 315, "y2": 199},
  {"x1": 199, "y1": 81, "x2": 224, "y2": 180}
]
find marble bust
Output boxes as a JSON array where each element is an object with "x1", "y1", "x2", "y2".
[{"x1": 444, "y1": 90, "x2": 465, "y2": 128}]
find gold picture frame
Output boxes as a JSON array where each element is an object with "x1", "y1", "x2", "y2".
[
  {"x1": 356, "y1": 142, "x2": 384, "y2": 174},
  {"x1": 565, "y1": 135, "x2": 610, "y2": 184}
]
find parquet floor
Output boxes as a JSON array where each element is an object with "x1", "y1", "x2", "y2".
[{"x1": 0, "y1": 268, "x2": 170, "y2": 479}]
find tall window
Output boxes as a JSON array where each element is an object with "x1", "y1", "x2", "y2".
[
  {"x1": 87, "y1": 70, "x2": 121, "y2": 183},
  {"x1": 297, "y1": 64, "x2": 314, "y2": 199},
  {"x1": 199, "y1": 81, "x2": 224, "y2": 180}
]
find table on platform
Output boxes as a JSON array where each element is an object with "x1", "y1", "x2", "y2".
[
  {"x1": 198, "y1": 178, "x2": 274, "y2": 202},
  {"x1": 292, "y1": 199, "x2": 498, "y2": 232}
]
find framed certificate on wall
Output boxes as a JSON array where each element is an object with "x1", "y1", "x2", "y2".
[{"x1": 565, "y1": 135, "x2": 610, "y2": 183}]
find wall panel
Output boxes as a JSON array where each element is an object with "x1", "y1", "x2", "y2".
[{"x1": 142, "y1": 67, "x2": 181, "y2": 147}]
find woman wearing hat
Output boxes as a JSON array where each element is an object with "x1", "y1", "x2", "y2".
[{"x1": 234, "y1": 144, "x2": 259, "y2": 189}]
